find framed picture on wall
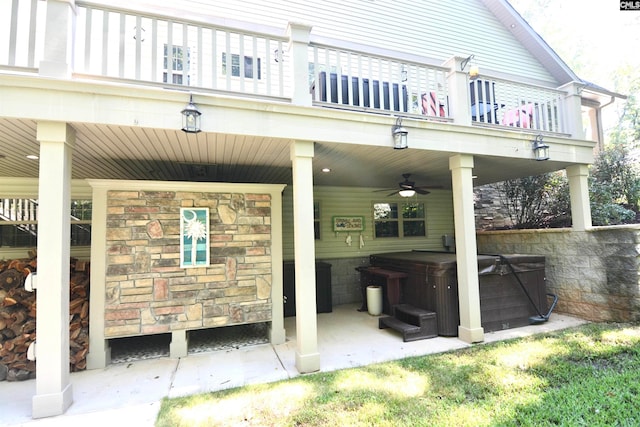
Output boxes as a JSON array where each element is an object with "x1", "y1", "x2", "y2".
[
  {"x1": 180, "y1": 207, "x2": 210, "y2": 268},
  {"x1": 332, "y1": 216, "x2": 365, "y2": 232}
]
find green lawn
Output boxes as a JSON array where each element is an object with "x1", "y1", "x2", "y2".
[{"x1": 156, "y1": 322, "x2": 640, "y2": 426}]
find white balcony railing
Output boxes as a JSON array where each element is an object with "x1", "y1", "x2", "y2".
[
  {"x1": 73, "y1": 2, "x2": 290, "y2": 98},
  {"x1": 470, "y1": 76, "x2": 568, "y2": 134},
  {"x1": 0, "y1": 0, "x2": 46, "y2": 71},
  {"x1": 0, "y1": 1, "x2": 573, "y2": 136},
  {"x1": 309, "y1": 43, "x2": 450, "y2": 119}
]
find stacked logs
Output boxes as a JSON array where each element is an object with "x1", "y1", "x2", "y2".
[{"x1": 0, "y1": 257, "x2": 90, "y2": 381}]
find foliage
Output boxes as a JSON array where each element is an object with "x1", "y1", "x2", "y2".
[
  {"x1": 498, "y1": 172, "x2": 570, "y2": 229},
  {"x1": 156, "y1": 322, "x2": 640, "y2": 427},
  {"x1": 589, "y1": 143, "x2": 640, "y2": 226}
]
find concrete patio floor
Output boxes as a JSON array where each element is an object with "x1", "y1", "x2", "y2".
[{"x1": 1, "y1": 304, "x2": 588, "y2": 426}]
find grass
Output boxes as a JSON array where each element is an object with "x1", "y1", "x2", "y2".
[{"x1": 156, "y1": 322, "x2": 640, "y2": 426}]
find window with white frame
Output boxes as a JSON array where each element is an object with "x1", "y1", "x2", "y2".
[
  {"x1": 373, "y1": 201, "x2": 426, "y2": 238},
  {"x1": 163, "y1": 44, "x2": 190, "y2": 85},
  {"x1": 221, "y1": 53, "x2": 261, "y2": 79}
]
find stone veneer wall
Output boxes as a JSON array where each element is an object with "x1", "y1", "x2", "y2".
[
  {"x1": 104, "y1": 190, "x2": 273, "y2": 338},
  {"x1": 477, "y1": 225, "x2": 640, "y2": 322}
]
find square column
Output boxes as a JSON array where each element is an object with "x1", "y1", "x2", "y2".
[
  {"x1": 287, "y1": 22, "x2": 313, "y2": 107},
  {"x1": 290, "y1": 141, "x2": 320, "y2": 373},
  {"x1": 32, "y1": 121, "x2": 75, "y2": 418},
  {"x1": 39, "y1": 0, "x2": 76, "y2": 78},
  {"x1": 567, "y1": 164, "x2": 592, "y2": 231},
  {"x1": 449, "y1": 154, "x2": 484, "y2": 343}
]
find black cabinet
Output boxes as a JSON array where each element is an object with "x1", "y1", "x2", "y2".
[{"x1": 283, "y1": 261, "x2": 332, "y2": 317}]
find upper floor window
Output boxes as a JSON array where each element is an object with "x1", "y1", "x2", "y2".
[
  {"x1": 0, "y1": 198, "x2": 92, "y2": 247},
  {"x1": 163, "y1": 44, "x2": 190, "y2": 85},
  {"x1": 373, "y1": 201, "x2": 426, "y2": 238},
  {"x1": 222, "y1": 53, "x2": 261, "y2": 79}
]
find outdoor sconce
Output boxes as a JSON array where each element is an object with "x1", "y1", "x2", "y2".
[
  {"x1": 461, "y1": 54, "x2": 479, "y2": 79},
  {"x1": 181, "y1": 94, "x2": 202, "y2": 133},
  {"x1": 532, "y1": 134, "x2": 549, "y2": 161},
  {"x1": 392, "y1": 117, "x2": 408, "y2": 149}
]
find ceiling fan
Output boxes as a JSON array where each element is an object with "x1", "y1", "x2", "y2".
[{"x1": 374, "y1": 173, "x2": 442, "y2": 197}]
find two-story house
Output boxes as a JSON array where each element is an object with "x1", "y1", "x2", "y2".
[{"x1": 0, "y1": 0, "x2": 620, "y2": 418}]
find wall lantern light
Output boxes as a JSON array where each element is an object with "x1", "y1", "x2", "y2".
[
  {"x1": 532, "y1": 134, "x2": 549, "y2": 161},
  {"x1": 461, "y1": 54, "x2": 479, "y2": 79},
  {"x1": 392, "y1": 117, "x2": 408, "y2": 149},
  {"x1": 181, "y1": 94, "x2": 201, "y2": 133}
]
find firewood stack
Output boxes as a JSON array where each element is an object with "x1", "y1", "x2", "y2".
[{"x1": 0, "y1": 257, "x2": 90, "y2": 382}]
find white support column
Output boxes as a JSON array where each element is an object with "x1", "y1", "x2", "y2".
[
  {"x1": 290, "y1": 140, "x2": 320, "y2": 373},
  {"x1": 449, "y1": 154, "x2": 484, "y2": 344},
  {"x1": 443, "y1": 56, "x2": 472, "y2": 126},
  {"x1": 566, "y1": 164, "x2": 592, "y2": 231},
  {"x1": 39, "y1": 0, "x2": 76, "y2": 78},
  {"x1": 86, "y1": 184, "x2": 110, "y2": 369},
  {"x1": 32, "y1": 121, "x2": 75, "y2": 419},
  {"x1": 287, "y1": 22, "x2": 313, "y2": 107},
  {"x1": 269, "y1": 188, "x2": 286, "y2": 345}
]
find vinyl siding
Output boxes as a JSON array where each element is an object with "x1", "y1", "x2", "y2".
[
  {"x1": 282, "y1": 185, "x2": 455, "y2": 260},
  {"x1": 185, "y1": 0, "x2": 557, "y2": 84}
]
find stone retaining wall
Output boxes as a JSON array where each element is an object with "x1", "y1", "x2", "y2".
[
  {"x1": 477, "y1": 225, "x2": 640, "y2": 322},
  {"x1": 104, "y1": 190, "x2": 273, "y2": 338}
]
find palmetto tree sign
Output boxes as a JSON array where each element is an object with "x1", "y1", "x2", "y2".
[{"x1": 180, "y1": 208, "x2": 210, "y2": 268}]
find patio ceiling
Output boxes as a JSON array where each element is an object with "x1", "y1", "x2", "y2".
[{"x1": 0, "y1": 117, "x2": 570, "y2": 191}]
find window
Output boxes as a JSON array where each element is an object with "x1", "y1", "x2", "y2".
[
  {"x1": 0, "y1": 199, "x2": 92, "y2": 247},
  {"x1": 222, "y1": 53, "x2": 261, "y2": 79},
  {"x1": 373, "y1": 201, "x2": 426, "y2": 238},
  {"x1": 163, "y1": 44, "x2": 190, "y2": 85}
]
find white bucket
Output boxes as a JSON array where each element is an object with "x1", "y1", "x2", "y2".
[{"x1": 366, "y1": 285, "x2": 383, "y2": 316}]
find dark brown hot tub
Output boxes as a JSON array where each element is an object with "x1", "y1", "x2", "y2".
[{"x1": 369, "y1": 251, "x2": 547, "y2": 336}]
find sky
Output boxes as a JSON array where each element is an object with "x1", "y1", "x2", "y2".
[
  {"x1": 509, "y1": 0, "x2": 640, "y2": 135},
  {"x1": 509, "y1": 0, "x2": 640, "y2": 90}
]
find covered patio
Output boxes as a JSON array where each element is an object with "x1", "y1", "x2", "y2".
[{"x1": 1, "y1": 303, "x2": 587, "y2": 426}]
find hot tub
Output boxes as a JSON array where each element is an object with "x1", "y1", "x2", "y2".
[{"x1": 369, "y1": 251, "x2": 547, "y2": 336}]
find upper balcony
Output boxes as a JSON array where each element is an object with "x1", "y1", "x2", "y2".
[{"x1": 0, "y1": 1, "x2": 583, "y2": 140}]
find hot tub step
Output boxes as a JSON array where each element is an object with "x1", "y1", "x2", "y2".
[{"x1": 378, "y1": 310, "x2": 437, "y2": 342}]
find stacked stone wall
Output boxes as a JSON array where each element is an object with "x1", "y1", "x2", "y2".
[
  {"x1": 104, "y1": 190, "x2": 272, "y2": 338},
  {"x1": 477, "y1": 226, "x2": 640, "y2": 322}
]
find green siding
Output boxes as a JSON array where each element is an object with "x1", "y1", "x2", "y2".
[{"x1": 283, "y1": 185, "x2": 455, "y2": 260}]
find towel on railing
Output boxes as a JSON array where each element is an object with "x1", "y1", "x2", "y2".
[
  {"x1": 421, "y1": 92, "x2": 446, "y2": 117},
  {"x1": 502, "y1": 103, "x2": 534, "y2": 128}
]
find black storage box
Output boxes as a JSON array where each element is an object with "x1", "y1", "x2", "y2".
[{"x1": 283, "y1": 261, "x2": 332, "y2": 317}]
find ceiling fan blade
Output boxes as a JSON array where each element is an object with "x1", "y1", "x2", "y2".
[
  {"x1": 373, "y1": 188, "x2": 397, "y2": 193},
  {"x1": 414, "y1": 185, "x2": 443, "y2": 190},
  {"x1": 415, "y1": 188, "x2": 431, "y2": 195},
  {"x1": 386, "y1": 191, "x2": 399, "y2": 197}
]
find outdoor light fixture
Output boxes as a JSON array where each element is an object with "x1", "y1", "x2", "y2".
[
  {"x1": 181, "y1": 94, "x2": 201, "y2": 133},
  {"x1": 461, "y1": 54, "x2": 479, "y2": 79},
  {"x1": 399, "y1": 189, "x2": 416, "y2": 197},
  {"x1": 392, "y1": 117, "x2": 408, "y2": 149},
  {"x1": 532, "y1": 134, "x2": 549, "y2": 161}
]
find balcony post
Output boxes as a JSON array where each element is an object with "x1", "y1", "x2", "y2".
[
  {"x1": 39, "y1": 0, "x2": 76, "y2": 78},
  {"x1": 287, "y1": 22, "x2": 313, "y2": 107},
  {"x1": 559, "y1": 81, "x2": 585, "y2": 139},
  {"x1": 443, "y1": 56, "x2": 472, "y2": 126}
]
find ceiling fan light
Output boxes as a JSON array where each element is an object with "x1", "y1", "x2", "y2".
[{"x1": 399, "y1": 189, "x2": 416, "y2": 197}]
